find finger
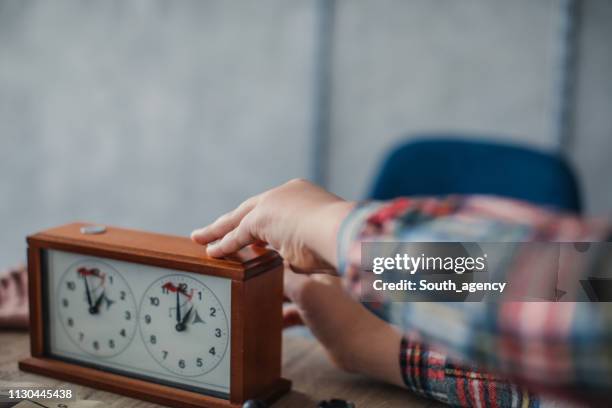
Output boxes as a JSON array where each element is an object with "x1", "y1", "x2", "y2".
[
  {"x1": 191, "y1": 196, "x2": 259, "y2": 245},
  {"x1": 191, "y1": 197, "x2": 257, "y2": 244},
  {"x1": 282, "y1": 304, "x2": 304, "y2": 328},
  {"x1": 206, "y1": 217, "x2": 258, "y2": 257}
]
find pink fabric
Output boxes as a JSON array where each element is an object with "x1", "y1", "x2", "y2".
[{"x1": 0, "y1": 265, "x2": 28, "y2": 329}]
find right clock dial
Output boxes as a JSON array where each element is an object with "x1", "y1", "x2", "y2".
[{"x1": 138, "y1": 273, "x2": 230, "y2": 377}]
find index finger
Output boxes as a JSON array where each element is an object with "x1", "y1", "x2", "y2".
[{"x1": 190, "y1": 195, "x2": 259, "y2": 245}]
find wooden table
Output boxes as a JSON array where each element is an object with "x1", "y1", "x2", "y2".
[{"x1": 1, "y1": 331, "x2": 439, "y2": 407}]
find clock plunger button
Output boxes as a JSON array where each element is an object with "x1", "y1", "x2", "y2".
[
  {"x1": 242, "y1": 400, "x2": 268, "y2": 408},
  {"x1": 80, "y1": 225, "x2": 107, "y2": 235}
]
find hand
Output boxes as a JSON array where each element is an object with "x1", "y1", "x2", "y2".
[
  {"x1": 283, "y1": 266, "x2": 403, "y2": 387},
  {"x1": 191, "y1": 179, "x2": 355, "y2": 271},
  {"x1": 0, "y1": 265, "x2": 28, "y2": 329}
]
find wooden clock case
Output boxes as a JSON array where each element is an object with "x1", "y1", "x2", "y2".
[{"x1": 19, "y1": 222, "x2": 291, "y2": 408}]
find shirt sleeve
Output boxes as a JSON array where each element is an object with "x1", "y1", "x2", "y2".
[
  {"x1": 337, "y1": 195, "x2": 612, "y2": 400},
  {"x1": 399, "y1": 334, "x2": 539, "y2": 408}
]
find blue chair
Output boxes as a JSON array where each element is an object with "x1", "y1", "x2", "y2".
[{"x1": 368, "y1": 137, "x2": 582, "y2": 214}]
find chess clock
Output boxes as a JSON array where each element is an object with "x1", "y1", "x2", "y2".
[{"x1": 19, "y1": 222, "x2": 291, "y2": 408}]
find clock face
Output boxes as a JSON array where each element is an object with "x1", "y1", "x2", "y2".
[
  {"x1": 46, "y1": 250, "x2": 232, "y2": 397},
  {"x1": 56, "y1": 260, "x2": 137, "y2": 357},
  {"x1": 139, "y1": 274, "x2": 229, "y2": 377}
]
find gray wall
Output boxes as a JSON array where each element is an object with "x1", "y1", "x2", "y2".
[
  {"x1": 0, "y1": 0, "x2": 610, "y2": 265},
  {"x1": 328, "y1": 0, "x2": 561, "y2": 198},
  {"x1": 0, "y1": 0, "x2": 316, "y2": 264}
]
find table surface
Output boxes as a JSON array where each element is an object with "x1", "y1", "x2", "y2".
[{"x1": 0, "y1": 331, "x2": 440, "y2": 408}]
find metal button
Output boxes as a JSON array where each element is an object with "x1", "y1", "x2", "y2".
[
  {"x1": 80, "y1": 225, "x2": 107, "y2": 235},
  {"x1": 242, "y1": 400, "x2": 268, "y2": 408}
]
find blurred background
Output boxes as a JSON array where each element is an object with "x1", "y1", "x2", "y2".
[{"x1": 1, "y1": 0, "x2": 611, "y2": 265}]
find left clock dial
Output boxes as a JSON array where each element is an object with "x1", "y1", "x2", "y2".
[{"x1": 56, "y1": 260, "x2": 137, "y2": 357}]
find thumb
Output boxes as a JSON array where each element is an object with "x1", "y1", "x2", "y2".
[{"x1": 283, "y1": 265, "x2": 310, "y2": 304}]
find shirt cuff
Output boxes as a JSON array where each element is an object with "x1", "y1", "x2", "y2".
[{"x1": 336, "y1": 201, "x2": 384, "y2": 275}]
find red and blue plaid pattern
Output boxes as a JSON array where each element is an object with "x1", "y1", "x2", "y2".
[
  {"x1": 338, "y1": 195, "x2": 612, "y2": 405},
  {"x1": 400, "y1": 336, "x2": 538, "y2": 407}
]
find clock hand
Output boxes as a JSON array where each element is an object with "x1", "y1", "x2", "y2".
[
  {"x1": 181, "y1": 306, "x2": 193, "y2": 330},
  {"x1": 80, "y1": 269, "x2": 96, "y2": 315},
  {"x1": 176, "y1": 306, "x2": 193, "y2": 332},
  {"x1": 176, "y1": 288, "x2": 181, "y2": 321},
  {"x1": 163, "y1": 282, "x2": 191, "y2": 332},
  {"x1": 92, "y1": 290, "x2": 106, "y2": 313}
]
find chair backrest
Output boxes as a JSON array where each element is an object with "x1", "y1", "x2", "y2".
[{"x1": 368, "y1": 137, "x2": 582, "y2": 214}]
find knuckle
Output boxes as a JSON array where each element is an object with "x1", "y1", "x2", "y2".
[
  {"x1": 237, "y1": 198, "x2": 252, "y2": 212},
  {"x1": 244, "y1": 211, "x2": 267, "y2": 233},
  {"x1": 215, "y1": 213, "x2": 230, "y2": 225},
  {"x1": 225, "y1": 227, "x2": 239, "y2": 243},
  {"x1": 216, "y1": 230, "x2": 233, "y2": 247},
  {"x1": 287, "y1": 177, "x2": 307, "y2": 186}
]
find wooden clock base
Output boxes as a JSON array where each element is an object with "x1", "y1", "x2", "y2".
[{"x1": 20, "y1": 357, "x2": 291, "y2": 408}]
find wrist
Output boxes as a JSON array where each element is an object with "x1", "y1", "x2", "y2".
[{"x1": 303, "y1": 200, "x2": 356, "y2": 268}]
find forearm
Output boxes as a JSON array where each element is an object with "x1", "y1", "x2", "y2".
[
  {"x1": 339, "y1": 306, "x2": 404, "y2": 387},
  {"x1": 286, "y1": 270, "x2": 403, "y2": 386},
  {"x1": 340, "y1": 313, "x2": 540, "y2": 408}
]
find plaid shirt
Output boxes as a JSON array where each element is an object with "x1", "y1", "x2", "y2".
[
  {"x1": 400, "y1": 334, "x2": 539, "y2": 407},
  {"x1": 338, "y1": 195, "x2": 611, "y2": 406}
]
